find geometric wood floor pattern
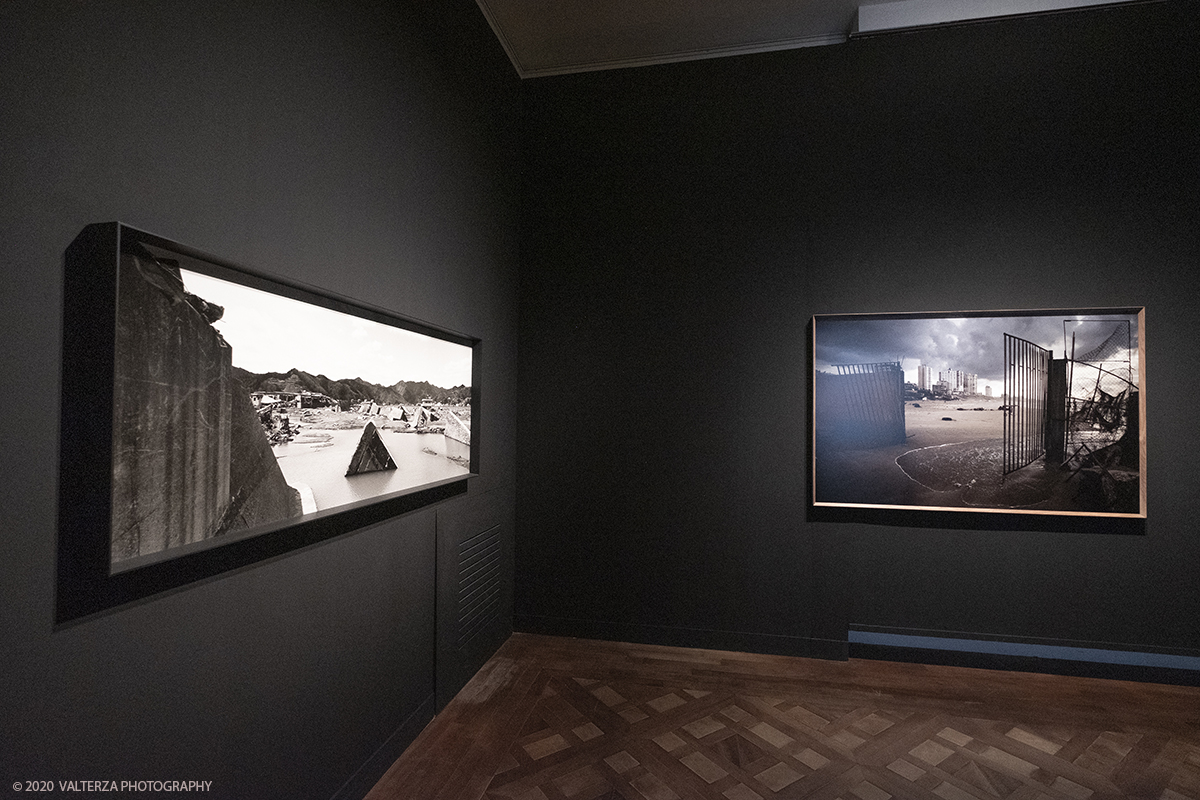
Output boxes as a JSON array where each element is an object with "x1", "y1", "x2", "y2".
[{"x1": 364, "y1": 633, "x2": 1200, "y2": 800}]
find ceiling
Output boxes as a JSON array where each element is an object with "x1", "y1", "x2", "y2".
[{"x1": 474, "y1": 0, "x2": 1151, "y2": 78}]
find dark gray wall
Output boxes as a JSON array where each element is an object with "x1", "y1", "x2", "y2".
[
  {"x1": 0, "y1": 2, "x2": 518, "y2": 798},
  {"x1": 517, "y1": 3, "x2": 1199, "y2": 663}
]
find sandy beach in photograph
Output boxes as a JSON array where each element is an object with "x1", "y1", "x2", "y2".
[{"x1": 814, "y1": 398, "x2": 1081, "y2": 511}]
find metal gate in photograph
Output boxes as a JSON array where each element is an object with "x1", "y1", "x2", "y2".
[
  {"x1": 1003, "y1": 333, "x2": 1051, "y2": 475},
  {"x1": 830, "y1": 361, "x2": 906, "y2": 448}
]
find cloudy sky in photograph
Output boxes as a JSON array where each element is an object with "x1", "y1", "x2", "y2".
[
  {"x1": 179, "y1": 269, "x2": 472, "y2": 389},
  {"x1": 814, "y1": 312, "x2": 1139, "y2": 394}
]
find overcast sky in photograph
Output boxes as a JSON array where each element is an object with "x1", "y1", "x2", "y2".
[
  {"x1": 179, "y1": 269, "x2": 472, "y2": 388},
  {"x1": 814, "y1": 312, "x2": 1139, "y2": 393}
]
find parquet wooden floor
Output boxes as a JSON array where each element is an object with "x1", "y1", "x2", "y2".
[{"x1": 364, "y1": 634, "x2": 1200, "y2": 800}]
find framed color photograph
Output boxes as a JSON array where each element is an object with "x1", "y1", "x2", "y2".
[
  {"x1": 57, "y1": 222, "x2": 479, "y2": 622},
  {"x1": 812, "y1": 308, "x2": 1145, "y2": 519}
]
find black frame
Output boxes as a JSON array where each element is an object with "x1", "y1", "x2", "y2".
[
  {"x1": 811, "y1": 307, "x2": 1145, "y2": 522},
  {"x1": 57, "y1": 222, "x2": 479, "y2": 624}
]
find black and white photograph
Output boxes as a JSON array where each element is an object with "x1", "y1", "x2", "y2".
[
  {"x1": 813, "y1": 309, "x2": 1145, "y2": 517},
  {"x1": 105, "y1": 231, "x2": 476, "y2": 572}
]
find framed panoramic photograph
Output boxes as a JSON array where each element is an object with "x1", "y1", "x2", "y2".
[
  {"x1": 57, "y1": 222, "x2": 479, "y2": 623},
  {"x1": 812, "y1": 308, "x2": 1145, "y2": 519}
]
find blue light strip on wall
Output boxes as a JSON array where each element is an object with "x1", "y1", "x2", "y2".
[{"x1": 848, "y1": 630, "x2": 1200, "y2": 672}]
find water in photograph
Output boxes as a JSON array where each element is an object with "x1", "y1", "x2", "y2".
[{"x1": 273, "y1": 427, "x2": 469, "y2": 512}]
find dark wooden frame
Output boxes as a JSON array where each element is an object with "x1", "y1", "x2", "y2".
[
  {"x1": 811, "y1": 307, "x2": 1145, "y2": 522},
  {"x1": 57, "y1": 222, "x2": 479, "y2": 624}
]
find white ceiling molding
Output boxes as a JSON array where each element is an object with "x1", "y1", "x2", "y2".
[
  {"x1": 474, "y1": 0, "x2": 861, "y2": 79},
  {"x1": 476, "y1": 0, "x2": 1161, "y2": 78},
  {"x1": 501, "y1": 32, "x2": 850, "y2": 80},
  {"x1": 854, "y1": 0, "x2": 1160, "y2": 35}
]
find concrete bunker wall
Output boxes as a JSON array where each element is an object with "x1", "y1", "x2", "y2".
[{"x1": 110, "y1": 250, "x2": 295, "y2": 564}]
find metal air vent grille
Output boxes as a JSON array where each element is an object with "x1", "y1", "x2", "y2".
[{"x1": 457, "y1": 524, "x2": 501, "y2": 650}]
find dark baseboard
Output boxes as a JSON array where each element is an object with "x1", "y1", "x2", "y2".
[
  {"x1": 513, "y1": 614, "x2": 848, "y2": 661},
  {"x1": 849, "y1": 641, "x2": 1200, "y2": 688},
  {"x1": 329, "y1": 693, "x2": 436, "y2": 800}
]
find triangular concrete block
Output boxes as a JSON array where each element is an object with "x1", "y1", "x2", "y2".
[{"x1": 345, "y1": 421, "x2": 397, "y2": 476}]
